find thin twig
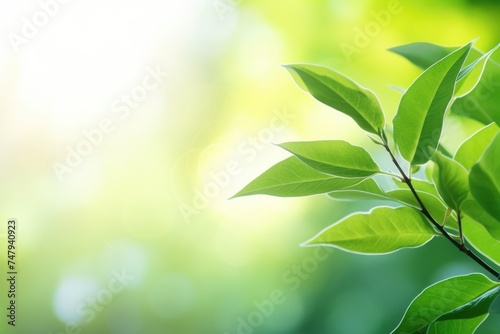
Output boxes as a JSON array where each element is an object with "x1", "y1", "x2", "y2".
[
  {"x1": 457, "y1": 210, "x2": 465, "y2": 247},
  {"x1": 381, "y1": 140, "x2": 500, "y2": 279}
]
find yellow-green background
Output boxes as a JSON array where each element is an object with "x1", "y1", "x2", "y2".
[{"x1": 1, "y1": 0, "x2": 500, "y2": 333}]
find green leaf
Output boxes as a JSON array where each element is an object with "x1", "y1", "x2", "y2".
[
  {"x1": 411, "y1": 164, "x2": 422, "y2": 174},
  {"x1": 393, "y1": 42, "x2": 473, "y2": 165},
  {"x1": 431, "y1": 152, "x2": 470, "y2": 211},
  {"x1": 452, "y1": 92, "x2": 498, "y2": 126},
  {"x1": 392, "y1": 273, "x2": 500, "y2": 334},
  {"x1": 462, "y1": 214, "x2": 500, "y2": 266},
  {"x1": 437, "y1": 143, "x2": 453, "y2": 158},
  {"x1": 303, "y1": 206, "x2": 437, "y2": 254},
  {"x1": 462, "y1": 199, "x2": 500, "y2": 241},
  {"x1": 388, "y1": 42, "x2": 454, "y2": 70},
  {"x1": 279, "y1": 140, "x2": 381, "y2": 178},
  {"x1": 425, "y1": 163, "x2": 434, "y2": 183},
  {"x1": 389, "y1": 42, "x2": 500, "y2": 125},
  {"x1": 283, "y1": 64, "x2": 385, "y2": 135},
  {"x1": 389, "y1": 42, "x2": 497, "y2": 98},
  {"x1": 438, "y1": 287, "x2": 500, "y2": 320},
  {"x1": 428, "y1": 286, "x2": 500, "y2": 333},
  {"x1": 387, "y1": 189, "x2": 457, "y2": 229},
  {"x1": 231, "y1": 157, "x2": 363, "y2": 198},
  {"x1": 469, "y1": 132, "x2": 500, "y2": 219},
  {"x1": 452, "y1": 55, "x2": 500, "y2": 125},
  {"x1": 427, "y1": 315, "x2": 487, "y2": 334},
  {"x1": 455, "y1": 123, "x2": 499, "y2": 170},
  {"x1": 327, "y1": 178, "x2": 392, "y2": 201},
  {"x1": 454, "y1": 44, "x2": 500, "y2": 98},
  {"x1": 327, "y1": 183, "x2": 455, "y2": 227}
]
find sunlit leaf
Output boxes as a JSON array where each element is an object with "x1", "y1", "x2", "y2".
[
  {"x1": 469, "y1": 132, "x2": 500, "y2": 219},
  {"x1": 392, "y1": 274, "x2": 499, "y2": 334},
  {"x1": 303, "y1": 207, "x2": 437, "y2": 254},
  {"x1": 431, "y1": 152, "x2": 470, "y2": 211},
  {"x1": 455, "y1": 123, "x2": 499, "y2": 170},
  {"x1": 393, "y1": 42, "x2": 472, "y2": 165},
  {"x1": 279, "y1": 140, "x2": 380, "y2": 178},
  {"x1": 231, "y1": 157, "x2": 363, "y2": 198},
  {"x1": 283, "y1": 64, "x2": 385, "y2": 135}
]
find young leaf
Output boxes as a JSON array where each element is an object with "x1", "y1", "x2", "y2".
[
  {"x1": 392, "y1": 273, "x2": 500, "y2": 334},
  {"x1": 282, "y1": 64, "x2": 385, "y2": 135},
  {"x1": 431, "y1": 152, "x2": 470, "y2": 211},
  {"x1": 388, "y1": 42, "x2": 454, "y2": 70},
  {"x1": 303, "y1": 207, "x2": 438, "y2": 254},
  {"x1": 327, "y1": 178, "x2": 392, "y2": 201},
  {"x1": 393, "y1": 42, "x2": 472, "y2": 165},
  {"x1": 279, "y1": 140, "x2": 381, "y2": 178},
  {"x1": 455, "y1": 122, "x2": 499, "y2": 170},
  {"x1": 231, "y1": 157, "x2": 363, "y2": 198},
  {"x1": 428, "y1": 286, "x2": 500, "y2": 332},
  {"x1": 469, "y1": 132, "x2": 500, "y2": 219}
]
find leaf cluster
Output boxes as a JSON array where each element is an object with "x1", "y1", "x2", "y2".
[{"x1": 233, "y1": 40, "x2": 500, "y2": 333}]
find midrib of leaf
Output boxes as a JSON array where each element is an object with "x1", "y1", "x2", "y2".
[
  {"x1": 415, "y1": 67, "x2": 458, "y2": 152},
  {"x1": 323, "y1": 218, "x2": 436, "y2": 242},
  {"x1": 394, "y1": 42, "x2": 471, "y2": 165}
]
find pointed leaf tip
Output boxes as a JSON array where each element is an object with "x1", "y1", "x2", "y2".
[
  {"x1": 283, "y1": 63, "x2": 385, "y2": 135},
  {"x1": 393, "y1": 41, "x2": 473, "y2": 165},
  {"x1": 232, "y1": 156, "x2": 364, "y2": 198}
]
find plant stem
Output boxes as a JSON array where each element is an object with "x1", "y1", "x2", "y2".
[
  {"x1": 457, "y1": 210, "x2": 465, "y2": 246},
  {"x1": 382, "y1": 142, "x2": 500, "y2": 279}
]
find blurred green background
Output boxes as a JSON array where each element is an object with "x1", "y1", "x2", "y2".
[{"x1": 1, "y1": 0, "x2": 500, "y2": 333}]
